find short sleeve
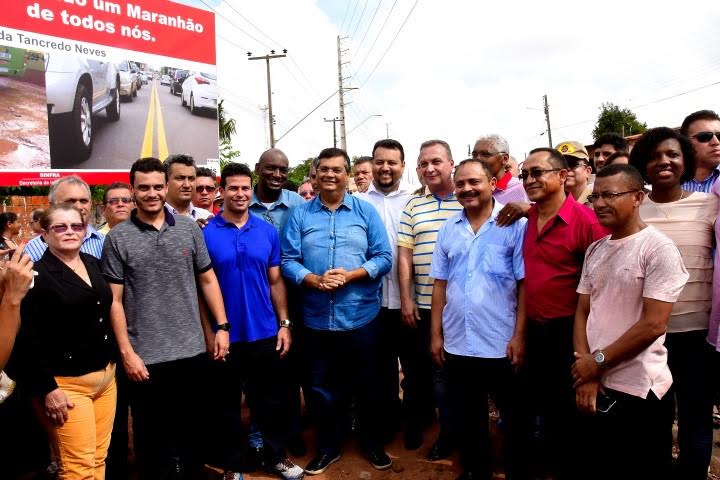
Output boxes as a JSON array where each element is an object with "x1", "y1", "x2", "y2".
[
  {"x1": 397, "y1": 198, "x2": 416, "y2": 249},
  {"x1": 269, "y1": 227, "x2": 281, "y2": 268},
  {"x1": 577, "y1": 252, "x2": 592, "y2": 295},
  {"x1": 643, "y1": 242, "x2": 690, "y2": 302},
  {"x1": 511, "y1": 219, "x2": 527, "y2": 281},
  {"x1": 101, "y1": 232, "x2": 125, "y2": 284},
  {"x1": 430, "y1": 222, "x2": 450, "y2": 281},
  {"x1": 191, "y1": 222, "x2": 212, "y2": 273}
]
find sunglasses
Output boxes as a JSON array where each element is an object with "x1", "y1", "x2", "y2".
[
  {"x1": 586, "y1": 190, "x2": 639, "y2": 203},
  {"x1": 107, "y1": 197, "x2": 133, "y2": 205},
  {"x1": 196, "y1": 185, "x2": 216, "y2": 193},
  {"x1": 692, "y1": 131, "x2": 720, "y2": 143},
  {"x1": 518, "y1": 168, "x2": 561, "y2": 181},
  {"x1": 48, "y1": 223, "x2": 85, "y2": 234}
]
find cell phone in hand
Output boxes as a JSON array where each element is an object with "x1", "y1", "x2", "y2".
[{"x1": 596, "y1": 391, "x2": 617, "y2": 413}]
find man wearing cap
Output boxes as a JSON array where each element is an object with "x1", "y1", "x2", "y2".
[
  {"x1": 556, "y1": 141, "x2": 593, "y2": 206},
  {"x1": 472, "y1": 135, "x2": 528, "y2": 205}
]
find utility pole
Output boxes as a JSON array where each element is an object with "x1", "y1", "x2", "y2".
[
  {"x1": 386, "y1": 122, "x2": 390, "y2": 139},
  {"x1": 324, "y1": 117, "x2": 340, "y2": 147},
  {"x1": 337, "y1": 36, "x2": 349, "y2": 152},
  {"x1": 248, "y1": 49, "x2": 287, "y2": 147},
  {"x1": 543, "y1": 94, "x2": 553, "y2": 148}
]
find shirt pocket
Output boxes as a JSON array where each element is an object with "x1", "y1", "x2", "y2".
[{"x1": 481, "y1": 244, "x2": 514, "y2": 278}]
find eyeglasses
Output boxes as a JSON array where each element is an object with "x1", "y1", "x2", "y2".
[
  {"x1": 567, "y1": 162, "x2": 589, "y2": 170},
  {"x1": 586, "y1": 190, "x2": 639, "y2": 203},
  {"x1": 196, "y1": 185, "x2": 216, "y2": 193},
  {"x1": 691, "y1": 131, "x2": 720, "y2": 143},
  {"x1": 48, "y1": 223, "x2": 85, "y2": 233},
  {"x1": 472, "y1": 150, "x2": 505, "y2": 159},
  {"x1": 107, "y1": 197, "x2": 133, "y2": 205},
  {"x1": 518, "y1": 168, "x2": 561, "y2": 181}
]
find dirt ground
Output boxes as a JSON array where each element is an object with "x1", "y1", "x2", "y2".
[{"x1": 0, "y1": 75, "x2": 50, "y2": 169}]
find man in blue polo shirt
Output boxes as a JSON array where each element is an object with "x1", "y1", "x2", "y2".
[
  {"x1": 250, "y1": 148, "x2": 304, "y2": 232},
  {"x1": 430, "y1": 159, "x2": 529, "y2": 480},
  {"x1": 202, "y1": 162, "x2": 303, "y2": 480}
]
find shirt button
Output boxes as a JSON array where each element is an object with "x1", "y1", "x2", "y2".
[
  {"x1": 99, "y1": 318, "x2": 103, "y2": 323},
  {"x1": 97, "y1": 301, "x2": 101, "y2": 305},
  {"x1": 330, "y1": 300, "x2": 334, "y2": 304},
  {"x1": 104, "y1": 335, "x2": 108, "y2": 340}
]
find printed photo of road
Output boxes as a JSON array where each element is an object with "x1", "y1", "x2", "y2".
[{"x1": 0, "y1": 45, "x2": 50, "y2": 169}]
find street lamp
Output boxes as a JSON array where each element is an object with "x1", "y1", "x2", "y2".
[{"x1": 346, "y1": 114, "x2": 382, "y2": 136}]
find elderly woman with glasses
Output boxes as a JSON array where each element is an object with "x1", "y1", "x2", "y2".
[
  {"x1": 630, "y1": 127, "x2": 718, "y2": 480},
  {"x1": 16, "y1": 203, "x2": 116, "y2": 479}
]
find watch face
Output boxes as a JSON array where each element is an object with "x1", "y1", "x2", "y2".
[{"x1": 594, "y1": 351, "x2": 605, "y2": 364}]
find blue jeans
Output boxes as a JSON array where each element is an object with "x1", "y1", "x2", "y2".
[
  {"x1": 665, "y1": 330, "x2": 714, "y2": 480},
  {"x1": 305, "y1": 315, "x2": 384, "y2": 454}
]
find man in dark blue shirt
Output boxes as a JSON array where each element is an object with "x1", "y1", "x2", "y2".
[{"x1": 203, "y1": 162, "x2": 303, "y2": 480}]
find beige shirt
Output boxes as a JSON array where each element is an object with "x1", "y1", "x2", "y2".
[
  {"x1": 639, "y1": 192, "x2": 718, "y2": 333},
  {"x1": 578, "y1": 226, "x2": 688, "y2": 399}
]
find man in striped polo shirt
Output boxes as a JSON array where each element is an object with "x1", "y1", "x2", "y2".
[{"x1": 398, "y1": 139, "x2": 462, "y2": 458}]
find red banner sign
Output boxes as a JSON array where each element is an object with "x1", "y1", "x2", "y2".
[{"x1": 0, "y1": 170, "x2": 129, "y2": 186}]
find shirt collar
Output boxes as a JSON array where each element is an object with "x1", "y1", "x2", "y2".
[
  {"x1": 131, "y1": 206, "x2": 175, "y2": 231},
  {"x1": 556, "y1": 194, "x2": 578, "y2": 224},
  {"x1": 212, "y1": 212, "x2": 255, "y2": 230},
  {"x1": 251, "y1": 188, "x2": 290, "y2": 208},
  {"x1": 455, "y1": 198, "x2": 501, "y2": 225},
  {"x1": 310, "y1": 192, "x2": 353, "y2": 212},
  {"x1": 495, "y1": 171, "x2": 513, "y2": 191},
  {"x1": 366, "y1": 181, "x2": 413, "y2": 197},
  {"x1": 165, "y1": 202, "x2": 207, "y2": 218},
  {"x1": 427, "y1": 190, "x2": 456, "y2": 201}
]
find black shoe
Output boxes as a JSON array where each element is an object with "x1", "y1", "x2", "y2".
[
  {"x1": 304, "y1": 452, "x2": 341, "y2": 475},
  {"x1": 247, "y1": 446, "x2": 265, "y2": 471},
  {"x1": 286, "y1": 434, "x2": 307, "y2": 457},
  {"x1": 366, "y1": 448, "x2": 392, "y2": 470},
  {"x1": 404, "y1": 427, "x2": 422, "y2": 450},
  {"x1": 427, "y1": 439, "x2": 452, "y2": 461},
  {"x1": 455, "y1": 471, "x2": 478, "y2": 480}
]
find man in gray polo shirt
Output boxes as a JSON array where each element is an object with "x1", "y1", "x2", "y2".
[{"x1": 102, "y1": 157, "x2": 230, "y2": 479}]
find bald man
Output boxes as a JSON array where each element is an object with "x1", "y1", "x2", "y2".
[{"x1": 250, "y1": 148, "x2": 304, "y2": 233}]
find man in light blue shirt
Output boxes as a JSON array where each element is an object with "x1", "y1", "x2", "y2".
[
  {"x1": 25, "y1": 176, "x2": 105, "y2": 261},
  {"x1": 281, "y1": 147, "x2": 392, "y2": 475},
  {"x1": 430, "y1": 159, "x2": 529, "y2": 480},
  {"x1": 250, "y1": 148, "x2": 304, "y2": 232}
]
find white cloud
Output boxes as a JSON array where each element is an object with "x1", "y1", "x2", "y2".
[{"x1": 214, "y1": 0, "x2": 720, "y2": 169}]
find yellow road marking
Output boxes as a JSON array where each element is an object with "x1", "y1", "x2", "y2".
[
  {"x1": 140, "y1": 81, "x2": 155, "y2": 158},
  {"x1": 155, "y1": 80, "x2": 169, "y2": 161}
]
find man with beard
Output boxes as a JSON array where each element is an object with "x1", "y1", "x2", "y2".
[
  {"x1": 192, "y1": 167, "x2": 218, "y2": 211},
  {"x1": 99, "y1": 182, "x2": 134, "y2": 234},
  {"x1": 430, "y1": 159, "x2": 528, "y2": 480},
  {"x1": 250, "y1": 148, "x2": 304, "y2": 232},
  {"x1": 102, "y1": 157, "x2": 230, "y2": 479},
  {"x1": 164, "y1": 154, "x2": 213, "y2": 220}
]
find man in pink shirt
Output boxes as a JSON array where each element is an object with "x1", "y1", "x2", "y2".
[{"x1": 572, "y1": 164, "x2": 689, "y2": 479}]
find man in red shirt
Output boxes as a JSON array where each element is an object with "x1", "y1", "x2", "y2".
[{"x1": 519, "y1": 147, "x2": 608, "y2": 479}]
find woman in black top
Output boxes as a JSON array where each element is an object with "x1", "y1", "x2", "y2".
[
  {"x1": 17, "y1": 203, "x2": 116, "y2": 479},
  {"x1": 0, "y1": 212, "x2": 21, "y2": 255}
]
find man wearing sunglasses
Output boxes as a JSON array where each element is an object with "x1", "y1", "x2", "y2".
[
  {"x1": 680, "y1": 110, "x2": 720, "y2": 192},
  {"x1": 573, "y1": 164, "x2": 688, "y2": 479},
  {"x1": 193, "y1": 167, "x2": 218, "y2": 211},
  {"x1": 99, "y1": 182, "x2": 134, "y2": 234},
  {"x1": 472, "y1": 134, "x2": 528, "y2": 205},
  {"x1": 556, "y1": 141, "x2": 593, "y2": 206},
  {"x1": 519, "y1": 147, "x2": 608, "y2": 479}
]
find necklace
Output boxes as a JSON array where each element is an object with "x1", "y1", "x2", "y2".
[{"x1": 649, "y1": 189, "x2": 685, "y2": 203}]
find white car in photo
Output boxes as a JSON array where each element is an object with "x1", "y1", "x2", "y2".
[
  {"x1": 116, "y1": 60, "x2": 138, "y2": 101},
  {"x1": 181, "y1": 72, "x2": 218, "y2": 115},
  {"x1": 160, "y1": 74, "x2": 172, "y2": 86},
  {"x1": 45, "y1": 54, "x2": 120, "y2": 161}
]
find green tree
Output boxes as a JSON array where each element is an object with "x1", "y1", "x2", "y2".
[
  {"x1": 288, "y1": 157, "x2": 314, "y2": 186},
  {"x1": 218, "y1": 99, "x2": 241, "y2": 169},
  {"x1": 592, "y1": 102, "x2": 647, "y2": 140}
]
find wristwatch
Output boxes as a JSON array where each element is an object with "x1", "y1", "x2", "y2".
[
  {"x1": 279, "y1": 319, "x2": 293, "y2": 330},
  {"x1": 216, "y1": 323, "x2": 232, "y2": 332},
  {"x1": 592, "y1": 349, "x2": 606, "y2": 368}
]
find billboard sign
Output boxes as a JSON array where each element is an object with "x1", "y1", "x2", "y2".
[{"x1": 0, "y1": 0, "x2": 218, "y2": 185}]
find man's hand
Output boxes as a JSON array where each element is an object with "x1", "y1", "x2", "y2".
[
  {"x1": 0, "y1": 248, "x2": 33, "y2": 301},
  {"x1": 430, "y1": 333, "x2": 445, "y2": 366},
  {"x1": 572, "y1": 352, "x2": 601, "y2": 387},
  {"x1": 496, "y1": 203, "x2": 530, "y2": 227},
  {"x1": 400, "y1": 297, "x2": 421, "y2": 328},
  {"x1": 506, "y1": 334, "x2": 525, "y2": 369},
  {"x1": 276, "y1": 327, "x2": 292, "y2": 358},
  {"x1": 44, "y1": 388, "x2": 74, "y2": 426},
  {"x1": 576, "y1": 380, "x2": 600, "y2": 414},
  {"x1": 122, "y1": 350, "x2": 150, "y2": 382},
  {"x1": 195, "y1": 214, "x2": 213, "y2": 229},
  {"x1": 314, "y1": 270, "x2": 346, "y2": 291},
  {"x1": 213, "y1": 329, "x2": 230, "y2": 361}
]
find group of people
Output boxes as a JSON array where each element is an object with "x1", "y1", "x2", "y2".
[{"x1": 1, "y1": 108, "x2": 720, "y2": 480}]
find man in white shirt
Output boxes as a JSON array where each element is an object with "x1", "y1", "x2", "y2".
[
  {"x1": 355, "y1": 139, "x2": 413, "y2": 445},
  {"x1": 163, "y1": 154, "x2": 213, "y2": 220}
]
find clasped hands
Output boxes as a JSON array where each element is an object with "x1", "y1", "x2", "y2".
[{"x1": 314, "y1": 268, "x2": 351, "y2": 291}]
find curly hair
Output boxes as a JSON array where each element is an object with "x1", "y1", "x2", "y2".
[{"x1": 629, "y1": 127, "x2": 696, "y2": 184}]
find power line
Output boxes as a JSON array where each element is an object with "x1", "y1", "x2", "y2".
[
  {"x1": 343, "y1": 0, "x2": 362, "y2": 37},
  {"x1": 339, "y1": 0, "x2": 353, "y2": 34},
  {"x1": 353, "y1": 0, "x2": 399, "y2": 74},
  {"x1": 350, "y1": 0, "x2": 383, "y2": 63},
  {"x1": 197, "y1": 0, "x2": 271, "y2": 50},
  {"x1": 217, "y1": 34, "x2": 250, "y2": 55},
  {"x1": 349, "y1": 0, "x2": 369, "y2": 40},
  {"x1": 276, "y1": 90, "x2": 340, "y2": 144},
  {"x1": 359, "y1": 0, "x2": 420, "y2": 87},
  {"x1": 220, "y1": 0, "x2": 281, "y2": 49}
]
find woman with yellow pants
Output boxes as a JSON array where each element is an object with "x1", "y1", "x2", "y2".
[{"x1": 17, "y1": 203, "x2": 116, "y2": 479}]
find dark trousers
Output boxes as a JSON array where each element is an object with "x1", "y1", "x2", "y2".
[
  {"x1": 105, "y1": 362, "x2": 130, "y2": 480},
  {"x1": 445, "y1": 352, "x2": 530, "y2": 480},
  {"x1": 209, "y1": 335, "x2": 291, "y2": 471},
  {"x1": 128, "y1": 353, "x2": 208, "y2": 480},
  {"x1": 378, "y1": 308, "x2": 403, "y2": 438},
  {"x1": 665, "y1": 330, "x2": 715, "y2": 479},
  {"x1": 586, "y1": 388, "x2": 674, "y2": 480},
  {"x1": 305, "y1": 316, "x2": 384, "y2": 453},
  {"x1": 523, "y1": 317, "x2": 579, "y2": 480}
]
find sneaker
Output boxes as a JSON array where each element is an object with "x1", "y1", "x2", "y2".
[
  {"x1": 0, "y1": 371, "x2": 16, "y2": 404},
  {"x1": 366, "y1": 448, "x2": 392, "y2": 470},
  {"x1": 304, "y1": 452, "x2": 341, "y2": 475},
  {"x1": 223, "y1": 471, "x2": 244, "y2": 480},
  {"x1": 268, "y1": 457, "x2": 305, "y2": 479}
]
